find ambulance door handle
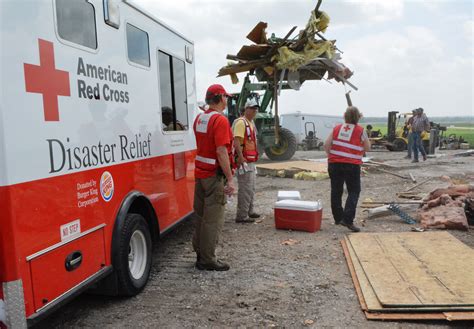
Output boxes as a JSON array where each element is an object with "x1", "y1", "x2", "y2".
[{"x1": 65, "y1": 251, "x2": 83, "y2": 272}]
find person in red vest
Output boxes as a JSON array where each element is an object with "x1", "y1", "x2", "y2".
[
  {"x1": 233, "y1": 98, "x2": 260, "y2": 223},
  {"x1": 323, "y1": 106, "x2": 371, "y2": 232},
  {"x1": 192, "y1": 84, "x2": 235, "y2": 271}
]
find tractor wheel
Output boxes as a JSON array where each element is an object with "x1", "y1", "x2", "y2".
[
  {"x1": 264, "y1": 128, "x2": 297, "y2": 161},
  {"x1": 393, "y1": 138, "x2": 407, "y2": 152}
]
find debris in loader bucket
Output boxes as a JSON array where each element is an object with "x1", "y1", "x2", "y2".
[{"x1": 217, "y1": 0, "x2": 355, "y2": 90}]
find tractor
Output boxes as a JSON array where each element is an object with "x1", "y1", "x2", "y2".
[{"x1": 227, "y1": 74, "x2": 297, "y2": 161}]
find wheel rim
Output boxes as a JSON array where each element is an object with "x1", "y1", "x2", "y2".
[
  {"x1": 269, "y1": 140, "x2": 289, "y2": 156},
  {"x1": 128, "y1": 230, "x2": 147, "y2": 280}
]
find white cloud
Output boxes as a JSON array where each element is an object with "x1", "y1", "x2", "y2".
[
  {"x1": 465, "y1": 20, "x2": 474, "y2": 42},
  {"x1": 357, "y1": 0, "x2": 404, "y2": 22},
  {"x1": 132, "y1": 0, "x2": 473, "y2": 116}
]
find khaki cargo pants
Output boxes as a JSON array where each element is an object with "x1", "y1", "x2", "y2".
[
  {"x1": 192, "y1": 175, "x2": 226, "y2": 264},
  {"x1": 236, "y1": 169, "x2": 256, "y2": 221}
]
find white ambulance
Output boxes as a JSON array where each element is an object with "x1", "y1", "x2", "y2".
[{"x1": 0, "y1": 1, "x2": 197, "y2": 327}]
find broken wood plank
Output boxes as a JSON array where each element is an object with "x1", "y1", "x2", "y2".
[
  {"x1": 217, "y1": 58, "x2": 270, "y2": 76},
  {"x1": 373, "y1": 167, "x2": 409, "y2": 179},
  {"x1": 405, "y1": 177, "x2": 431, "y2": 192},
  {"x1": 236, "y1": 44, "x2": 272, "y2": 60},
  {"x1": 362, "y1": 201, "x2": 424, "y2": 205},
  {"x1": 366, "y1": 160, "x2": 395, "y2": 168},
  {"x1": 246, "y1": 21, "x2": 268, "y2": 44},
  {"x1": 226, "y1": 54, "x2": 246, "y2": 62}
]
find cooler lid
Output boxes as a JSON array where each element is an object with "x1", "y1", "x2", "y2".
[
  {"x1": 274, "y1": 199, "x2": 321, "y2": 211},
  {"x1": 277, "y1": 190, "x2": 301, "y2": 199}
]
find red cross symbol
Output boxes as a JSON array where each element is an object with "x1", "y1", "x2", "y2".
[
  {"x1": 343, "y1": 125, "x2": 351, "y2": 132},
  {"x1": 24, "y1": 39, "x2": 70, "y2": 121},
  {"x1": 197, "y1": 118, "x2": 202, "y2": 125}
]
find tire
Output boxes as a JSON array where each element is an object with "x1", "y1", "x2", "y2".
[
  {"x1": 393, "y1": 138, "x2": 407, "y2": 152},
  {"x1": 115, "y1": 213, "x2": 152, "y2": 296},
  {"x1": 264, "y1": 127, "x2": 297, "y2": 161}
]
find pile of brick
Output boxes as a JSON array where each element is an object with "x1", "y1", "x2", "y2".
[{"x1": 417, "y1": 184, "x2": 474, "y2": 230}]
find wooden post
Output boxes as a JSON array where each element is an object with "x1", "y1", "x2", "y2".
[{"x1": 273, "y1": 68, "x2": 280, "y2": 145}]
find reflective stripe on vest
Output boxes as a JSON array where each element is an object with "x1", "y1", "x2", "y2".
[
  {"x1": 195, "y1": 155, "x2": 216, "y2": 165},
  {"x1": 329, "y1": 149, "x2": 363, "y2": 160},
  {"x1": 332, "y1": 140, "x2": 364, "y2": 151}
]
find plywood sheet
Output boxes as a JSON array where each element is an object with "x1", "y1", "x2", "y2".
[
  {"x1": 348, "y1": 232, "x2": 474, "y2": 307},
  {"x1": 256, "y1": 160, "x2": 327, "y2": 174},
  {"x1": 342, "y1": 238, "x2": 474, "y2": 313}
]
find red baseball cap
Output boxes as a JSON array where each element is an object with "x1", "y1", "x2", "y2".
[{"x1": 206, "y1": 84, "x2": 232, "y2": 99}]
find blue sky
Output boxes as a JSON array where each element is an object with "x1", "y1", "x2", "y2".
[{"x1": 135, "y1": 0, "x2": 473, "y2": 117}]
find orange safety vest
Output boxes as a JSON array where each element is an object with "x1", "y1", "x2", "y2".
[
  {"x1": 328, "y1": 123, "x2": 365, "y2": 165},
  {"x1": 234, "y1": 117, "x2": 258, "y2": 163},
  {"x1": 193, "y1": 110, "x2": 234, "y2": 178}
]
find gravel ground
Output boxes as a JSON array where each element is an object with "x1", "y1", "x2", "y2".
[{"x1": 35, "y1": 149, "x2": 474, "y2": 328}]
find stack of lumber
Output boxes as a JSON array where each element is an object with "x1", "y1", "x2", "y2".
[{"x1": 341, "y1": 232, "x2": 474, "y2": 321}]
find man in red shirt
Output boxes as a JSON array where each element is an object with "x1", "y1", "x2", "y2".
[
  {"x1": 324, "y1": 106, "x2": 371, "y2": 232},
  {"x1": 192, "y1": 84, "x2": 235, "y2": 271}
]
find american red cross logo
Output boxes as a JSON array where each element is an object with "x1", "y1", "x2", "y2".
[
  {"x1": 24, "y1": 39, "x2": 70, "y2": 121},
  {"x1": 343, "y1": 124, "x2": 351, "y2": 132}
]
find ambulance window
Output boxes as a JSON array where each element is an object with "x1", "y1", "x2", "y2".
[
  {"x1": 56, "y1": 0, "x2": 97, "y2": 49},
  {"x1": 126, "y1": 24, "x2": 150, "y2": 67},
  {"x1": 158, "y1": 51, "x2": 188, "y2": 132}
]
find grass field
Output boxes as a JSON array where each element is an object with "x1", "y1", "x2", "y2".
[{"x1": 367, "y1": 124, "x2": 474, "y2": 147}]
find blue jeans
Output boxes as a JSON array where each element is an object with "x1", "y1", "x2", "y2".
[
  {"x1": 328, "y1": 163, "x2": 361, "y2": 225},
  {"x1": 407, "y1": 132, "x2": 414, "y2": 157},
  {"x1": 412, "y1": 132, "x2": 426, "y2": 161}
]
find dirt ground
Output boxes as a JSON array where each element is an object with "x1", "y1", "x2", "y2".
[{"x1": 35, "y1": 149, "x2": 474, "y2": 328}]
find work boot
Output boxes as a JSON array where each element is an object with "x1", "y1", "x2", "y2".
[
  {"x1": 248, "y1": 212, "x2": 261, "y2": 219},
  {"x1": 196, "y1": 260, "x2": 230, "y2": 271},
  {"x1": 341, "y1": 221, "x2": 361, "y2": 232},
  {"x1": 423, "y1": 155, "x2": 427, "y2": 161},
  {"x1": 411, "y1": 159, "x2": 419, "y2": 163},
  {"x1": 236, "y1": 217, "x2": 255, "y2": 223},
  {"x1": 404, "y1": 155, "x2": 411, "y2": 159}
]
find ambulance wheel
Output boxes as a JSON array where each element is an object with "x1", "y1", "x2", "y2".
[
  {"x1": 115, "y1": 213, "x2": 152, "y2": 296},
  {"x1": 264, "y1": 128, "x2": 297, "y2": 161}
]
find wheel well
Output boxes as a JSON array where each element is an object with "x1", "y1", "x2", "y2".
[{"x1": 128, "y1": 196, "x2": 159, "y2": 243}]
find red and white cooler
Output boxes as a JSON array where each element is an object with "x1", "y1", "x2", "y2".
[{"x1": 274, "y1": 200, "x2": 323, "y2": 232}]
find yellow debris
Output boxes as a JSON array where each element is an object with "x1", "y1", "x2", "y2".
[
  {"x1": 272, "y1": 40, "x2": 335, "y2": 71},
  {"x1": 293, "y1": 171, "x2": 329, "y2": 181},
  {"x1": 306, "y1": 10, "x2": 330, "y2": 34}
]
